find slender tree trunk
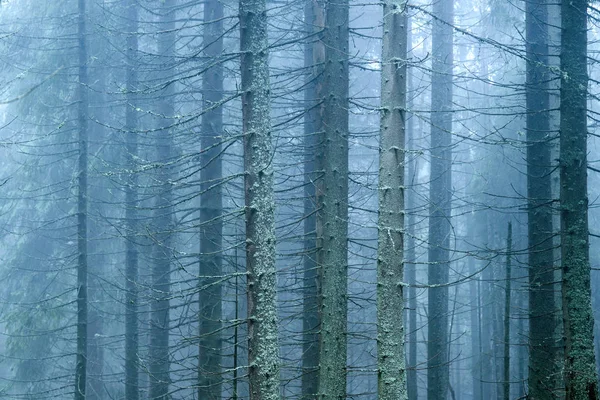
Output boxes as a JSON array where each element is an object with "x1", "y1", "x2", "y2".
[
  {"x1": 198, "y1": 0, "x2": 224, "y2": 397},
  {"x1": 469, "y1": 256, "x2": 482, "y2": 400},
  {"x1": 503, "y1": 222, "x2": 512, "y2": 400},
  {"x1": 405, "y1": 18, "x2": 418, "y2": 400},
  {"x1": 427, "y1": 0, "x2": 453, "y2": 396},
  {"x1": 301, "y1": 0, "x2": 324, "y2": 397},
  {"x1": 317, "y1": 0, "x2": 349, "y2": 394},
  {"x1": 377, "y1": 0, "x2": 408, "y2": 398},
  {"x1": 525, "y1": 0, "x2": 559, "y2": 395},
  {"x1": 239, "y1": 0, "x2": 281, "y2": 396},
  {"x1": 149, "y1": 2, "x2": 175, "y2": 399},
  {"x1": 124, "y1": 0, "x2": 139, "y2": 398},
  {"x1": 560, "y1": 0, "x2": 599, "y2": 397},
  {"x1": 75, "y1": 0, "x2": 89, "y2": 398}
]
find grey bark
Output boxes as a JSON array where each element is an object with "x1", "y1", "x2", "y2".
[
  {"x1": 149, "y1": 2, "x2": 175, "y2": 399},
  {"x1": 301, "y1": 0, "x2": 324, "y2": 397},
  {"x1": 198, "y1": 0, "x2": 224, "y2": 397},
  {"x1": 124, "y1": 0, "x2": 139, "y2": 398},
  {"x1": 560, "y1": 0, "x2": 599, "y2": 397},
  {"x1": 376, "y1": 0, "x2": 408, "y2": 398},
  {"x1": 75, "y1": 0, "x2": 89, "y2": 398},
  {"x1": 406, "y1": 19, "x2": 418, "y2": 400},
  {"x1": 239, "y1": 0, "x2": 281, "y2": 396},
  {"x1": 316, "y1": 0, "x2": 349, "y2": 394},
  {"x1": 468, "y1": 256, "x2": 482, "y2": 400},
  {"x1": 427, "y1": 0, "x2": 453, "y2": 396},
  {"x1": 525, "y1": 0, "x2": 559, "y2": 395}
]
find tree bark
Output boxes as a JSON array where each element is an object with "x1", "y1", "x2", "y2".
[
  {"x1": 239, "y1": 0, "x2": 281, "y2": 396},
  {"x1": 75, "y1": 0, "x2": 89, "y2": 398},
  {"x1": 198, "y1": 0, "x2": 224, "y2": 397},
  {"x1": 427, "y1": 0, "x2": 453, "y2": 396},
  {"x1": 525, "y1": 0, "x2": 559, "y2": 395},
  {"x1": 560, "y1": 0, "x2": 599, "y2": 398},
  {"x1": 377, "y1": 0, "x2": 408, "y2": 398},
  {"x1": 316, "y1": 0, "x2": 349, "y2": 395}
]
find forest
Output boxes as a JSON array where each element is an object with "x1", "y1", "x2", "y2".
[{"x1": 0, "y1": 0, "x2": 597, "y2": 399}]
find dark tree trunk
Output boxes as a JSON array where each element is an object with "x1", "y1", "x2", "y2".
[
  {"x1": 427, "y1": 0, "x2": 453, "y2": 396},
  {"x1": 198, "y1": 0, "x2": 224, "y2": 397},
  {"x1": 560, "y1": 0, "x2": 599, "y2": 397}
]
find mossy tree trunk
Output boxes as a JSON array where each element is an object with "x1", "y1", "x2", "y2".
[
  {"x1": 560, "y1": 0, "x2": 599, "y2": 398},
  {"x1": 376, "y1": 0, "x2": 408, "y2": 398}
]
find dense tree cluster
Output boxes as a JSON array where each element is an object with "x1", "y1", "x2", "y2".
[{"x1": 0, "y1": 0, "x2": 598, "y2": 399}]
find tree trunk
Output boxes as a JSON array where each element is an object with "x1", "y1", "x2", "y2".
[
  {"x1": 503, "y1": 222, "x2": 512, "y2": 400},
  {"x1": 75, "y1": 0, "x2": 89, "y2": 398},
  {"x1": 239, "y1": 0, "x2": 281, "y2": 396},
  {"x1": 124, "y1": 0, "x2": 139, "y2": 398},
  {"x1": 301, "y1": 0, "x2": 324, "y2": 397},
  {"x1": 560, "y1": 0, "x2": 599, "y2": 397},
  {"x1": 469, "y1": 256, "x2": 482, "y2": 400},
  {"x1": 198, "y1": 0, "x2": 224, "y2": 397},
  {"x1": 317, "y1": 0, "x2": 349, "y2": 395},
  {"x1": 525, "y1": 0, "x2": 559, "y2": 395},
  {"x1": 377, "y1": 0, "x2": 408, "y2": 398},
  {"x1": 405, "y1": 18, "x2": 418, "y2": 400},
  {"x1": 149, "y1": 2, "x2": 175, "y2": 399},
  {"x1": 427, "y1": 0, "x2": 453, "y2": 396}
]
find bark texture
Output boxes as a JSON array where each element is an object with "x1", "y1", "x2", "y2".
[
  {"x1": 240, "y1": 0, "x2": 281, "y2": 396},
  {"x1": 427, "y1": 0, "x2": 453, "y2": 396},
  {"x1": 75, "y1": 0, "x2": 89, "y2": 398},
  {"x1": 376, "y1": 0, "x2": 408, "y2": 399},
  {"x1": 302, "y1": 0, "x2": 325, "y2": 397},
  {"x1": 525, "y1": 0, "x2": 559, "y2": 395},
  {"x1": 317, "y1": 0, "x2": 349, "y2": 395},
  {"x1": 198, "y1": 0, "x2": 224, "y2": 397},
  {"x1": 560, "y1": 0, "x2": 599, "y2": 398}
]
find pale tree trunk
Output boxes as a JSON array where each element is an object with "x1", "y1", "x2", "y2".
[
  {"x1": 560, "y1": 0, "x2": 599, "y2": 398},
  {"x1": 149, "y1": 2, "x2": 175, "y2": 399},
  {"x1": 198, "y1": 0, "x2": 224, "y2": 397},
  {"x1": 503, "y1": 222, "x2": 512, "y2": 400},
  {"x1": 317, "y1": 0, "x2": 349, "y2": 394},
  {"x1": 376, "y1": 0, "x2": 408, "y2": 398},
  {"x1": 468, "y1": 256, "x2": 482, "y2": 400},
  {"x1": 75, "y1": 0, "x2": 89, "y2": 398},
  {"x1": 239, "y1": 0, "x2": 281, "y2": 396},
  {"x1": 525, "y1": 0, "x2": 559, "y2": 395},
  {"x1": 427, "y1": 0, "x2": 453, "y2": 396},
  {"x1": 124, "y1": 0, "x2": 139, "y2": 398},
  {"x1": 405, "y1": 18, "x2": 418, "y2": 400},
  {"x1": 301, "y1": 0, "x2": 324, "y2": 397}
]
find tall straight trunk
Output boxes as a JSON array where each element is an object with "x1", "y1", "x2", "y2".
[
  {"x1": 124, "y1": 0, "x2": 139, "y2": 398},
  {"x1": 525, "y1": 0, "x2": 558, "y2": 395},
  {"x1": 75, "y1": 0, "x2": 89, "y2": 399},
  {"x1": 503, "y1": 222, "x2": 512, "y2": 400},
  {"x1": 376, "y1": 0, "x2": 408, "y2": 399},
  {"x1": 149, "y1": 2, "x2": 175, "y2": 399},
  {"x1": 560, "y1": 0, "x2": 599, "y2": 397},
  {"x1": 405, "y1": 18, "x2": 418, "y2": 400},
  {"x1": 317, "y1": 0, "x2": 349, "y2": 395},
  {"x1": 468, "y1": 257, "x2": 482, "y2": 400},
  {"x1": 239, "y1": 0, "x2": 280, "y2": 397},
  {"x1": 427, "y1": 0, "x2": 453, "y2": 396},
  {"x1": 198, "y1": 0, "x2": 224, "y2": 397},
  {"x1": 301, "y1": 0, "x2": 324, "y2": 397}
]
